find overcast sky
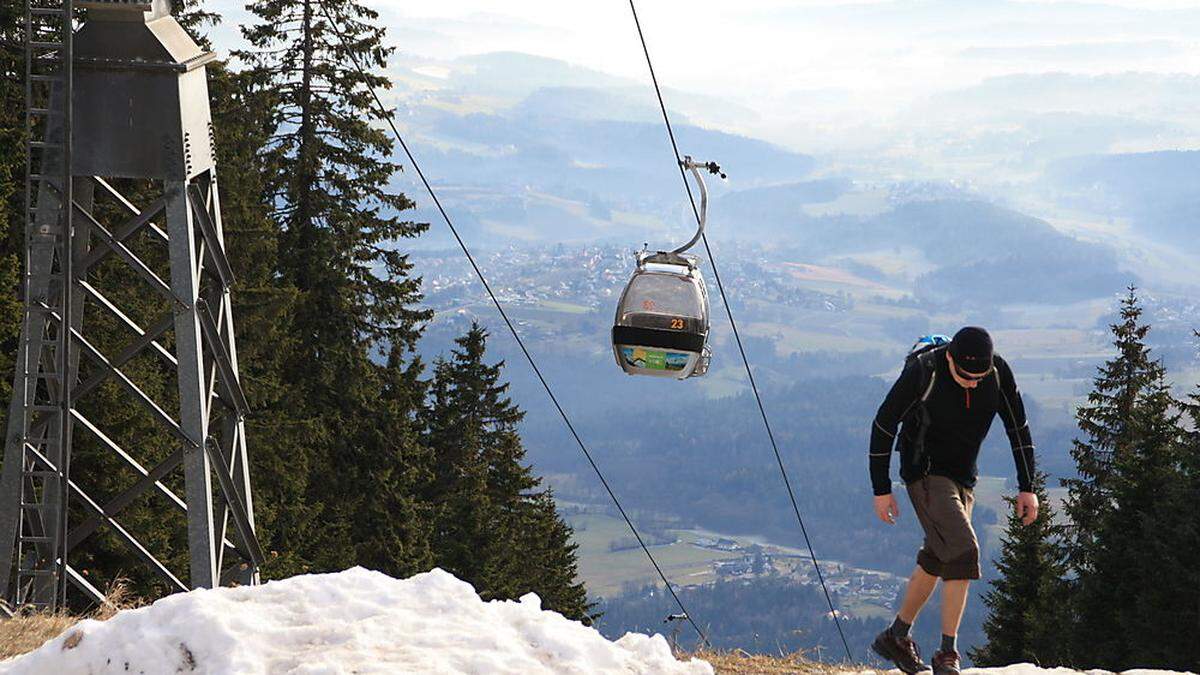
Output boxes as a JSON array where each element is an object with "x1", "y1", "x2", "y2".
[
  {"x1": 197, "y1": 0, "x2": 1200, "y2": 175},
  {"x1": 215, "y1": 3, "x2": 1200, "y2": 85},
  {"x1": 207, "y1": 1, "x2": 1200, "y2": 136}
]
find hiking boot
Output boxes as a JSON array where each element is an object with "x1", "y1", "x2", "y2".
[
  {"x1": 932, "y1": 649, "x2": 961, "y2": 675},
  {"x1": 871, "y1": 628, "x2": 929, "y2": 674}
]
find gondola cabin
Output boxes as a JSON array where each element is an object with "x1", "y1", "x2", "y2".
[{"x1": 612, "y1": 251, "x2": 711, "y2": 379}]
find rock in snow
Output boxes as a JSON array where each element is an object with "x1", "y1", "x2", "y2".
[{"x1": 0, "y1": 567, "x2": 713, "y2": 674}]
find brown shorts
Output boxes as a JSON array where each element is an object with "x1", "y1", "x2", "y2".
[{"x1": 905, "y1": 475, "x2": 980, "y2": 580}]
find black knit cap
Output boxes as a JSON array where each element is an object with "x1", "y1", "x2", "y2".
[{"x1": 949, "y1": 326, "x2": 993, "y2": 376}]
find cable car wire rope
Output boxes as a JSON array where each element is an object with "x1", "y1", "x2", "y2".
[
  {"x1": 627, "y1": 0, "x2": 853, "y2": 661},
  {"x1": 317, "y1": 4, "x2": 709, "y2": 646}
]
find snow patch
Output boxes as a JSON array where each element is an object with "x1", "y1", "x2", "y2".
[{"x1": 0, "y1": 567, "x2": 712, "y2": 675}]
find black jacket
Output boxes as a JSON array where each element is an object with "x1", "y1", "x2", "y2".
[{"x1": 869, "y1": 350, "x2": 1035, "y2": 496}]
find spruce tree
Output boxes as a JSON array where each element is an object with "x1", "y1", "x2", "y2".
[
  {"x1": 1122, "y1": 342, "x2": 1200, "y2": 667},
  {"x1": 970, "y1": 470, "x2": 1068, "y2": 667},
  {"x1": 516, "y1": 489, "x2": 593, "y2": 623},
  {"x1": 349, "y1": 345, "x2": 434, "y2": 577},
  {"x1": 236, "y1": 0, "x2": 433, "y2": 574},
  {"x1": 1103, "y1": 341, "x2": 1182, "y2": 667},
  {"x1": 1168, "y1": 377, "x2": 1200, "y2": 662},
  {"x1": 1061, "y1": 288, "x2": 1148, "y2": 665},
  {"x1": 423, "y1": 327, "x2": 508, "y2": 592},
  {"x1": 424, "y1": 325, "x2": 590, "y2": 621},
  {"x1": 1061, "y1": 288, "x2": 1184, "y2": 669},
  {"x1": 204, "y1": 57, "x2": 316, "y2": 579},
  {"x1": 0, "y1": 0, "x2": 26, "y2": 416}
]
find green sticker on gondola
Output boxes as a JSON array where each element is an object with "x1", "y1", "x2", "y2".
[
  {"x1": 621, "y1": 347, "x2": 688, "y2": 371},
  {"x1": 644, "y1": 350, "x2": 666, "y2": 369}
]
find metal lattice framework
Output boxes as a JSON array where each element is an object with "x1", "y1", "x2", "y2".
[{"x1": 0, "y1": 0, "x2": 261, "y2": 611}]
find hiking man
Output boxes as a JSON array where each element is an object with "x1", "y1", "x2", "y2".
[{"x1": 868, "y1": 327, "x2": 1038, "y2": 675}]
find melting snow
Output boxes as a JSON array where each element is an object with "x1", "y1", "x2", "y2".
[{"x1": 0, "y1": 567, "x2": 712, "y2": 674}]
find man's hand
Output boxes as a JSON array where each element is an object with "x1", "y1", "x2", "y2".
[
  {"x1": 874, "y1": 494, "x2": 900, "y2": 525},
  {"x1": 1016, "y1": 491, "x2": 1039, "y2": 526}
]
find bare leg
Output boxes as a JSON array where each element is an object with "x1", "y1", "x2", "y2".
[
  {"x1": 898, "y1": 565, "x2": 939, "y2": 624},
  {"x1": 940, "y1": 579, "x2": 970, "y2": 639}
]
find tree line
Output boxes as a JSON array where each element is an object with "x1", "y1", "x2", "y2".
[
  {"x1": 973, "y1": 288, "x2": 1200, "y2": 670},
  {"x1": 0, "y1": 0, "x2": 588, "y2": 620}
]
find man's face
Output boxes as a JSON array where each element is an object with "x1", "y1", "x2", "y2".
[{"x1": 947, "y1": 351, "x2": 988, "y2": 389}]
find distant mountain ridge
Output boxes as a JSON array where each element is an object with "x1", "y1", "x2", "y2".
[
  {"x1": 394, "y1": 50, "x2": 1131, "y2": 305},
  {"x1": 1048, "y1": 150, "x2": 1200, "y2": 251}
]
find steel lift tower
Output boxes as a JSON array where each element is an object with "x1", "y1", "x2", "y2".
[{"x1": 0, "y1": 0, "x2": 262, "y2": 610}]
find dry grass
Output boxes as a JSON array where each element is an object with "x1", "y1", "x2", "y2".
[
  {"x1": 691, "y1": 648, "x2": 865, "y2": 674},
  {"x1": 0, "y1": 580, "x2": 142, "y2": 661},
  {"x1": 0, "y1": 612, "x2": 79, "y2": 661}
]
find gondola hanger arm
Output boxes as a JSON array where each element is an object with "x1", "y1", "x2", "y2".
[{"x1": 672, "y1": 156, "x2": 725, "y2": 255}]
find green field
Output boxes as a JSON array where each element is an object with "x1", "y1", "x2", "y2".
[
  {"x1": 841, "y1": 597, "x2": 893, "y2": 620},
  {"x1": 539, "y1": 299, "x2": 591, "y2": 314},
  {"x1": 566, "y1": 512, "x2": 747, "y2": 597}
]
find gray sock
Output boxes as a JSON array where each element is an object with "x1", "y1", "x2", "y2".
[
  {"x1": 941, "y1": 634, "x2": 957, "y2": 653},
  {"x1": 890, "y1": 616, "x2": 912, "y2": 638}
]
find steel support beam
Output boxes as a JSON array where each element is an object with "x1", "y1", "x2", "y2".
[{"x1": 165, "y1": 179, "x2": 216, "y2": 590}]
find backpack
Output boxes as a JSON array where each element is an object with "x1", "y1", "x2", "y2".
[
  {"x1": 906, "y1": 335, "x2": 949, "y2": 407},
  {"x1": 900, "y1": 335, "x2": 950, "y2": 473}
]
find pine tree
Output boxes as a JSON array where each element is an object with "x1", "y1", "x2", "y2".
[
  {"x1": 1121, "y1": 338, "x2": 1200, "y2": 667},
  {"x1": 423, "y1": 327, "x2": 509, "y2": 591},
  {"x1": 237, "y1": 0, "x2": 433, "y2": 573},
  {"x1": 1060, "y1": 288, "x2": 1184, "y2": 669},
  {"x1": 204, "y1": 57, "x2": 315, "y2": 579},
  {"x1": 970, "y1": 470, "x2": 1069, "y2": 667},
  {"x1": 424, "y1": 325, "x2": 590, "y2": 621},
  {"x1": 1103, "y1": 340, "x2": 1182, "y2": 667},
  {"x1": 349, "y1": 345, "x2": 434, "y2": 577},
  {"x1": 0, "y1": 0, "x2": 26, "y2": 417},
  {"x1": 1170, "y1": 376, "x2": 1200, "y2": 661},
  {"x1": 516, "y1": 489, "x2": 593, "y2": 622}
]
